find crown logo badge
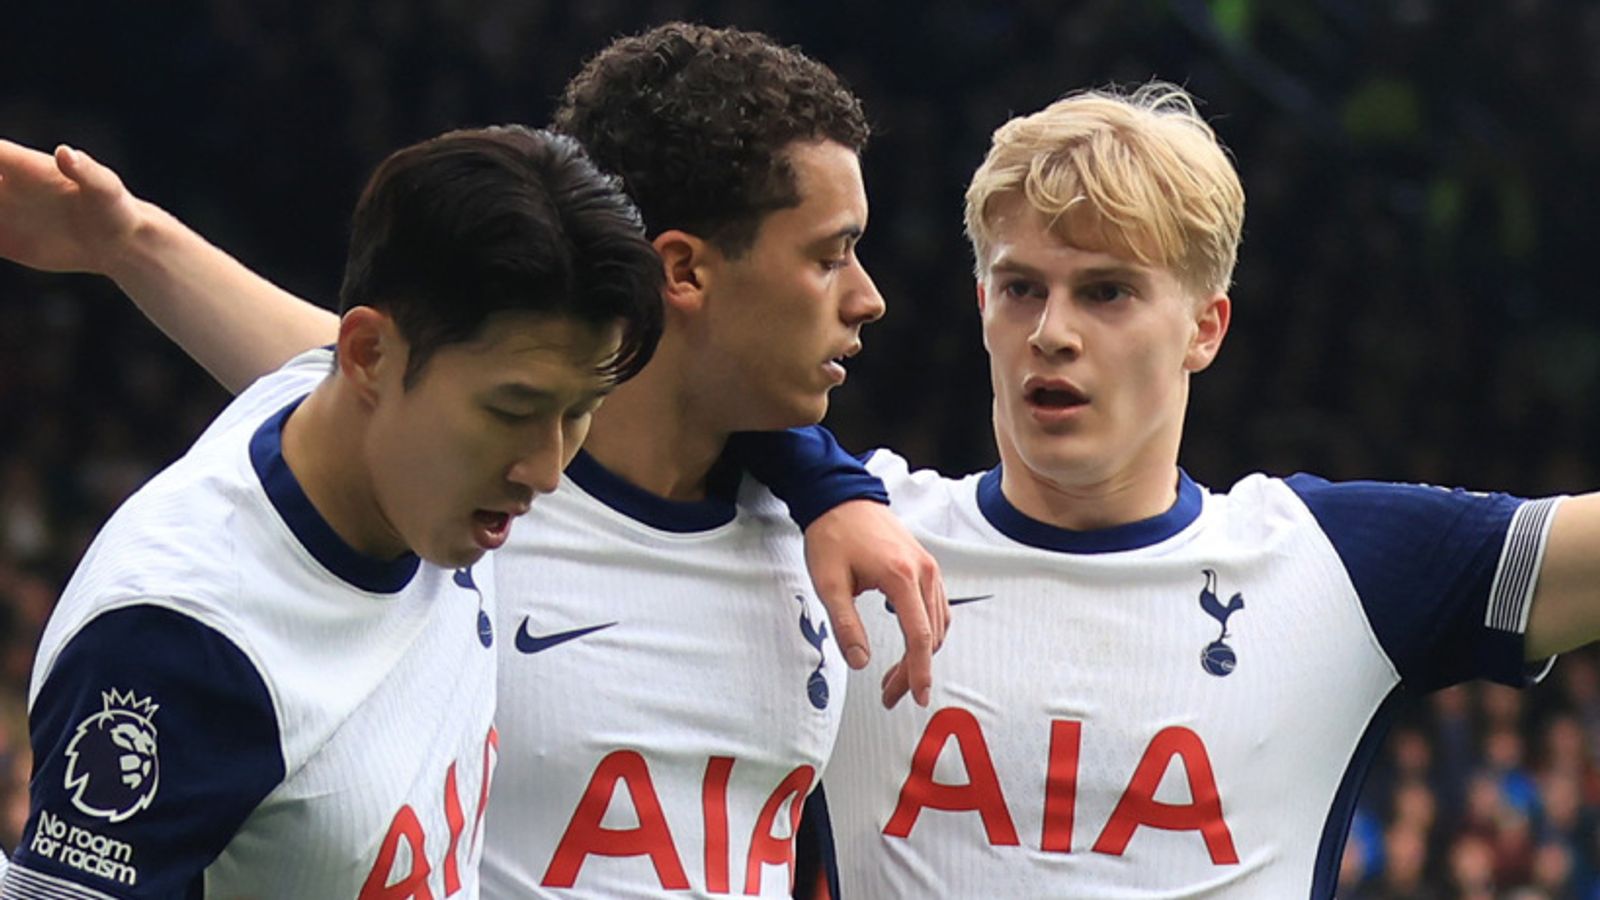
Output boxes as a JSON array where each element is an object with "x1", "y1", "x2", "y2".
[{"x1": 64, "y1": 688, "x2": 162, "y2": 822}]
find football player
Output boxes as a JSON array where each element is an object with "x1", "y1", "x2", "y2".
[
  {"x1": 740, "y1": 82, "x2": 1600, "y2": 897},
  {"x1": 0, "y1": 23, "x2": 946, "y2": 898},
  {"x1": 0, "y1": 127, "x2": 663, "y2": 896}
]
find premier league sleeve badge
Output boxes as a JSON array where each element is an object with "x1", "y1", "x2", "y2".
[{"x1": 63, "y1": 688, "x2": 162, "y2": 823}]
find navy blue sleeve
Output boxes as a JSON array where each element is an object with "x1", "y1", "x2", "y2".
[
  {"x1": 1286, "y1": 474, "x2": 1558, "y2": 691},
  {"x1": 8, "y1": 605, "x2": 284, "y2": 898},
  {"x1": 725, "y1": 427, "x2": 888, "y2": 530}
]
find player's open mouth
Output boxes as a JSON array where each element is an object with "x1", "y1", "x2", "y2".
[
  {"x1": 1024, "y1": 377, "x2": 1088, "y2": 424},
  {"x1": 824, "y1": 343, "x2": 861, "y2": 385},
  {"x1": 1025, "y1": 384, "x2": 1087, "y2": 409},
  {"x1": 472, "y1": 510, "x2": 513, "y2": 551}
]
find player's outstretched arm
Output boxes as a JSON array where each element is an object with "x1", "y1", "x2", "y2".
[
  {"x1": 0, "y1": 139, "x2": 336, "y2": 393},
  {"x1": 1523, "y1": 493, "x2": 1600, "y2": 659},
  {"x1": 805, "y1": 498, "x2": 949, "y2": 709}
]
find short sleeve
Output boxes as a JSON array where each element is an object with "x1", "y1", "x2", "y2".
[
  {"x1": 7, "y1": 605, "x2": 285, "y2": 898},
  {"x1": 1286, "y1": 475, "x2": 1562, "y2": 690},
  {"x1": 726, "y1": 427, "x2": 888, "y2": 529}
]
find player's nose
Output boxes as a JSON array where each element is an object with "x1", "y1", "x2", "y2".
[
  {"x1": 1028, "y1": 293, "x2": 1083, "y2": 358},
  {"x1": 843, "y1": 259, "x2": 886, "y2": 325},
  {"x1": 505, "y1": 428, "x2": 564, "y2": 496}
]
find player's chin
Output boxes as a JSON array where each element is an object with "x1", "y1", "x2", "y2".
[
  {"x1": 418, "y1": 536, "x2": 490, "y2": 571},
  {"x1": 1013, "y1": 433, "x2": 1100, "y2": 482},
  {"x1": 755, "y1": 389, "x2": 831, "y2": 430}
]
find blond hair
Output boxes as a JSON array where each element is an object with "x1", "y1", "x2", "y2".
[{"x1": 964, "y1": 82, "x2": 1245, "y2": 296}]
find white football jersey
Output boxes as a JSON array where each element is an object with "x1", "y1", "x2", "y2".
[
  {"x1": 820, "y1": 449, "x2": 1560, "y2": 899},
  {"x1": 6, "y1": 349, "x2": 498, "y2": 899},
  {"x1": 479, "y1": 450, "x2": 846, "y2": 898}
]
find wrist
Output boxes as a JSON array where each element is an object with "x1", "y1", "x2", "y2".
[{"x1": 104, "y1": 199, "x2": 180, "y2": 286}]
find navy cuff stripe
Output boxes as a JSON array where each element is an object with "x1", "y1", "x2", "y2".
[{"x1": 1486, "y1": 497, "x2": 1562, "y2": 633}]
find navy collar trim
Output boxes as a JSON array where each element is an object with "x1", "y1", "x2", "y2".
[
  {"x1": 565, "y1": 449, "x2": 739, "y2": 533},
  {"x1": 977, "y1": 466, "x2": 1203, "y2": 553},
  {"x1": 249, "y1": 398, "x2": 420, "y2": 593}
]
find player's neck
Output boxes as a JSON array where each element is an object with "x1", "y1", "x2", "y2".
[
  {"x1": 582, "y1": 371, "x2": 731, "y2": 503},
  {"x1": 279, "y1": 382, "x2": 409, "y2": 559},
  {"x1": 997, "y1": 431, "x2": 1186, "y2": 532},
  {"x1": 1004, "y1": 467, "x2": 1180, "y2": 531}
]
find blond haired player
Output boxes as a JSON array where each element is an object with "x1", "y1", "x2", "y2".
[{"x1": 734, "y1": 83, "x2": 1599, "y2": 897}]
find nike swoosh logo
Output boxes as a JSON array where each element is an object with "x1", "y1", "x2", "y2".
[
  {"x1": 514, "y1": 618, "x2": 617, "y2": 654},
  {"x1": 884, "y1": 594, "x2": 993, "y2": 614}
]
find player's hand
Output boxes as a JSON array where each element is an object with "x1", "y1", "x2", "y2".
[
  {"x1": 0, "y1": 140, "x2": 144, "y2": 275},
  {"x1": 803, "y1": 499, "x2": 948, "y2": 708}
]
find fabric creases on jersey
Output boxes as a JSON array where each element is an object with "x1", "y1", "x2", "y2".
[
  {"x1": 819, "y1": 449, "x2": 1560, "y2": 900},
  {"x1": 479, "y1": 448, "x2": 845, "y2": 898},
  {"x1": 8, "y1": 349, "x2": 498, "y2": 899}
]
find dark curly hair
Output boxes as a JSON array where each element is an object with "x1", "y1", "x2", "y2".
[
  {"x1": 339, "y1": 126, "x2": 664, "y2": 386},
  {"x1": 553, "y1": 22, "x2": 871, "y2": 257}
]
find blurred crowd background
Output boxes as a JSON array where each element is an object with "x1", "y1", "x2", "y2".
[{"x1": 2, "y1": 0, "x2": 1598, "y2": 896}]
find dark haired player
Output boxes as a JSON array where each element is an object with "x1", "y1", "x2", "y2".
[
  {"x1": 0, "y1": 23, "x2": 945, "y2": 897},
  {"x1": 0, "y1": 127, "x2": 663, "y2": 896}
]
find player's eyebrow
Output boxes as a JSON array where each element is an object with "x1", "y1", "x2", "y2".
[
  {"x1": 989, "y1": 257, "x2": 1154, "y2": 288},
  {"x1": 1072, "y1": 264, "x2": 1155, "y2": 288},
  {"x1": 486, "y1": 383, "x2": 557, "y2": 403},
  {"x1": 986, "y1": 256, "x2": 1047, "y2": 280},
  {"x1": 809, "y1": 224, "x2": 864, "y2": 251},
  {"x1": 492, "y1": 380, "x2": 616, "y2": 401}
]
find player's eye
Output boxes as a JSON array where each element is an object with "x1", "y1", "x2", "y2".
[
  {"x1": 1079, "y1": 281, "x2": 1132, "y2": 303},
  {"x1": 999, "y1": 279, "x2": 1045, "y2": 301},
  {"x1": 487, "y1": 406, "x2": 536, "y2": 424}
]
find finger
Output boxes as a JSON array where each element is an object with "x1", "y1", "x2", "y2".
[
  {"x1": 880, "y1": 661, "x2": 911, "y2": 709},
  {"x1": 883, "y1": 577, "x2": 935, "y2": 707},
  {"x1": 55, "y1": 145, "x2": 124, "y2": 198},
  {"x1": 814, "y1": 576, "x2": 870, "y2": 669},
  {"x1": 927, "y1": 562, "x2": 950, "y2": 651},
  {"x1": 0, "y1": 139, "x2": 61, "y2": 184}
]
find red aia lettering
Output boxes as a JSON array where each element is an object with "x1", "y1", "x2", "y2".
[
  {"x1": 359, "y1": 804, "x2": 434, "y2": 900},
  {"x1": 468, "y1": 725, "x2": 499, "y2": 856},
  {"x1": 1040, "y1": 720, "x2": 1081, "y2": 853},
  {"x1": 1092, "y1": 726, "x2": 1239, "y2": 864},
  {"x1": 360, "y1": 726, "x2": 497, "y2": 899},
  {"x1": 542, "y1": 750, "x2": 691, "y2": 889},
  {"x1": 887, "y1": 713, "x2": 1237, "y2": 864},
  {"x1": 743, "y1": 765, "x2": 815, "y2": 895},
  {"x1": 442, "y1": 763, "x2": 465, "y2": 893},
  {"x1": 703, "y1": 756, "x2": 735, "y2": 893},
  {"x1": 883, "y1": 707, "x2": 1020, "y2": 845}
]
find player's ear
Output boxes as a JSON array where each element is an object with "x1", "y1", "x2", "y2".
[
  {"x1": 335, "y1": 306, "x2": 400, "y2": 404},
  {"x1": 975, "y1": 279, "x2": 988, "y2": 314},
  {"x1": 653, "y1": 229, "x2": 710, "y2": 316},
  {"x1": 1184, "y1": 292, "x2": 1230, "y2": 372}
]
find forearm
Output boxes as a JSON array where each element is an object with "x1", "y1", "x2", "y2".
[{"x1": 110, "y1": 201, "x2": 337, "y2": 393}]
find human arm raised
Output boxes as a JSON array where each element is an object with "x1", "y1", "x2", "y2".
[{"x1": 0, "y1": 140, "x2": 335, "y2": 392}]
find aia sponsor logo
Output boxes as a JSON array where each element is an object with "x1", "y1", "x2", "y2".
[{"x1": 64, "y1": 689, "x2": 160, "y2": 823}]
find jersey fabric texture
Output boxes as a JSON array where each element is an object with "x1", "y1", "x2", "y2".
[
  {"x1": 6, "y1": 349, "x2": 498, "y2": 899},
  {"x1": 819, "y1": 449, "x2": 1560, "y2": 899},
  {"x1": 479, "y1": 449, "x2": 846, "y2": 898}
]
